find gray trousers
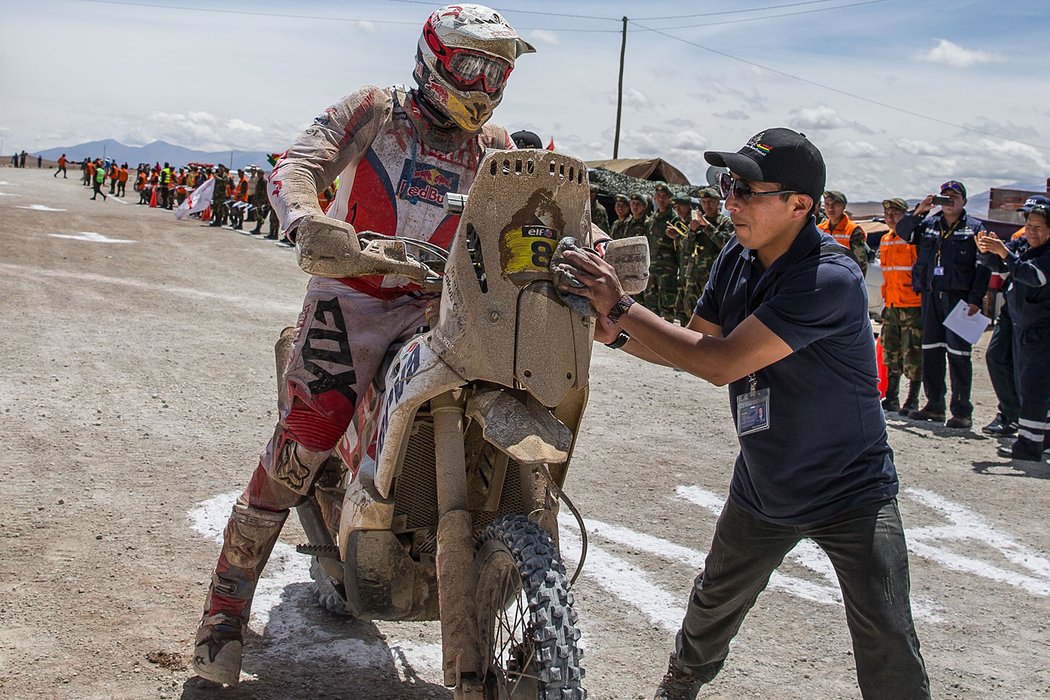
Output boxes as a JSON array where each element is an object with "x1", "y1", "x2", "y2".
[{"x1": 677, "y1": 498, "x2": 931, "y2": 699}]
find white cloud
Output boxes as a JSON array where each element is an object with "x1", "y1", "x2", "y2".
[
  {"x1": 789, "y1": 105, "x2": 851, "y2": 131},
  {"x1": 833, "y1": 140, "x2": 883, "y2": 159},
  {"x1": 896, "y1": 139, "x2": 942, "y2": 157},
  {"x1": 919, "y1": 39, "x2": 999, "y2": 68},
  {"x1": 608, "y1": 88, "x2": 650, "y2": 110},
  {"x1": 530, "y1": 30, "x2": 559, "y2": 46},
  {"x1": 713, "y1": 110, "x2": 750, "y2": 121}
]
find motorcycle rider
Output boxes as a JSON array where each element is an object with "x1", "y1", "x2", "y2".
[{"x1": 192, "y1": 4, "x2": 534, "y2": 685}]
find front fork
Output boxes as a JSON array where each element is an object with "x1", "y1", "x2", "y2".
[{"x1": 431, "y1": 390, "x2": 485, "y2": 694}]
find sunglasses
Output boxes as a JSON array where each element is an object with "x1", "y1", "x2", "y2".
[
  {"x1": 718, "y1": 172, "x2": 795, "y2": 203},
  {"x1": 940, "y1": 181, "x2": 965, "y2": 197}
]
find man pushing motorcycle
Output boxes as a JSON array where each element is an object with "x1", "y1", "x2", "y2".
[{"x1": 193, "y1": 5, "x2": 536, "y2": 685}]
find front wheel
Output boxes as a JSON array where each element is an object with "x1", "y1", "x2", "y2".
[{"x1": 474, "y1": 515, "x2": 586, "y2": 699}]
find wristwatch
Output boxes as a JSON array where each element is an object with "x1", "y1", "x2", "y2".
[
  {"x1": 605, "y1": 330, "x2": 630, "y2": 349},
  {"x1": 607, "y1": 294, "x2": 636, "y2": 324}
]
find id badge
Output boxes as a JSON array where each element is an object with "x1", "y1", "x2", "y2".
[
  {"x1": 933, "y1": 266, "x2": 945, "y2": 276},
  {"x1": 736, "y1": 374, "x2": 770, "y2": 436}
]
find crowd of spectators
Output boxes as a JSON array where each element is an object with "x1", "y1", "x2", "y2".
[{"x1": 65, "y1": 157, "x2": 303, "y2": 245}]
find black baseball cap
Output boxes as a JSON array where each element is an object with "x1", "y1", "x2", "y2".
[
  {"x1": 1017, "y1": 194, "x2": 1050, "y2": 213},
  {"x1": 704, "y1": 128, "x2": 825, "y2": 205},
  {"x1": 510, "y1": 130, "x2": 543, "y2": 149}
]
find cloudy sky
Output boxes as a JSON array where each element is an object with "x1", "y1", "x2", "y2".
[{"x1": 2, "y1": 0, "x2": 1049, "y2": 201}]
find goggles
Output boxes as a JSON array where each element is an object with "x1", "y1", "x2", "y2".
[
  {"x1": 940, "y1": 180, "x2": 966, "y2": 198},
  {"x1": 443, "y1": 49, "x2": 511, "y2": 94},
  {"x1": 719, "y1": 172, "x2": 795, "y2": 203}
]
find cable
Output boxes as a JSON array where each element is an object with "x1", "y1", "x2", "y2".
[
  {"x1": 629, "y1": 19, "x2": 1048, "y2": 154},
  {"x1": 644, "y1": 0, "x2": 889, "y2": 31}
]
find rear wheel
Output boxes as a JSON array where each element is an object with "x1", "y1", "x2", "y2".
[{"x1": 474, "y1": 515, "x2": 586, "y2": 699}]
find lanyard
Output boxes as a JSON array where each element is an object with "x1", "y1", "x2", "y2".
[{"x1": 934, "y1": 216, "x2": 965, "y2": 267}]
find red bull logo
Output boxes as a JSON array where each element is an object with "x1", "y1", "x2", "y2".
[{"x1": 397, "y1": 159, "x2": 460, "y2": 207}]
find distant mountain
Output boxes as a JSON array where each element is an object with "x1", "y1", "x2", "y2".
[{"x1": 36, "y1": 139, "x2": 272, "y2": 170}]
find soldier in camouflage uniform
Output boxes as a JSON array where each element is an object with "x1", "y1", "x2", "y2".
[
  {"x1": 589, "y1": 182, "x2": 610, "y2": 234},
  {"x1": 677, "y1": 187, "x2": 735, "y2": 322},
  {"x1": 609, "y1": 193, "x2": 630, "y2": 239},
  {"x1": 668, "y1": 193, "x2": 697, "y2": 323},
  {"x1": 647, "y1": 182, "x2": 680, "y2": 321},
  {"x1": 208, "y1": 165, "x2": 230, "y2": 227},
  {"x1": 624, "y1": 192, "x2": 652, "y2": 306}
]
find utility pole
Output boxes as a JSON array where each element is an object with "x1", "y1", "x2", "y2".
[{"x1": 613, "y1": 16, "x2": 628, "y2": 159}]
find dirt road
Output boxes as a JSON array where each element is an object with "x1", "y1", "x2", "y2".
[{"x1": 1, "y1": 167, "x2": 1048, "y2": 699}]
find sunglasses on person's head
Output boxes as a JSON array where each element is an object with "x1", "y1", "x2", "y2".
[
  {"x1": 718, "y1": 172, "x2": 796, "y2": 203},
  {"x1": 939, "y1": 181, "x2": 965, "y2": 197}
]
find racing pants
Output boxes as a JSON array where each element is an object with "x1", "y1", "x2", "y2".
[
  {"x1": 920, "y1": 290, "x2": 973, "y2": 418},
  {"x1": 205, "y1": 279, "x2": 430, "y2": 622},
  {"x1": 675, "y1": 498, "x2": 930, "y2": 699}
]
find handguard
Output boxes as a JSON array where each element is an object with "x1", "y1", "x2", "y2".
[{"x1": 294, "y1": 214, "x2": 435, "y2": 287}]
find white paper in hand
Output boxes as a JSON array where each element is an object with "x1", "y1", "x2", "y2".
[{"x1": 943, "y1": 299, "x2": 991, "y2": 345}]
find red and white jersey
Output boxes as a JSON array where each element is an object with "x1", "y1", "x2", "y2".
[{"x1": 269, "y1": 85, "x2": 513, "y2": 299}]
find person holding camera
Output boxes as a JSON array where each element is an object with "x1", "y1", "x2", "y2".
[
  {"x1": 894, "y1": 181, "x2": 990, "y2": 429},
  {"x1": 977, "y1": 203, "x2": 1050, "y2": 461}
]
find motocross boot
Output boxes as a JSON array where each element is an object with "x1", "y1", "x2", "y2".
[{"x1": 193, "y1": 500, "x2": 287, "y2": 685}]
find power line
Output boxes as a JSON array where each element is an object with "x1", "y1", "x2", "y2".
[
  {"x1": 644, "y1": 0, "x2": 889, "y2": 31},
  {"x1": 629, "y1": 20, "x2": 1047, "y2": 154}
]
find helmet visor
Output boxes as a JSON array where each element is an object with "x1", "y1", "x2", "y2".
[{"x1": 446, "y1": 50, "x2": 511, "y2": 94}]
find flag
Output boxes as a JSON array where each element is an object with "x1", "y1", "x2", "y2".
[
  {"x1": 175, "y1": 178, "x2": 216, "y2": 220},
  {"x1": 546, "y1": 137, "x2": 556, "y2": 151}
]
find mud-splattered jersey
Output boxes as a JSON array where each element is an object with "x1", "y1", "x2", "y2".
[{"x1": 269, "y1": 85, "x2": 512, "y2": 299}]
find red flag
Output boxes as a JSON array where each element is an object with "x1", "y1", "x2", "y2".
[{"x1": 546, "y1": 137, "x2": 556, "y2": 151}]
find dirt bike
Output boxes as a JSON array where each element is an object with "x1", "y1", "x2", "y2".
[{"x1": 280, "y1": 148, "x2": 649, "y2": 699}]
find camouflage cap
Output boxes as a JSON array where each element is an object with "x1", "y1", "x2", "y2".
[
  {"x1": 696, "y1": 186, "x2": 721, "y2": 200},
  {"x1": 823, "y1": 190, "x2": 847, "y2": 205},
  {"x1": 629, "y1": 192, "x2": 647, "y2": 203},
  {"x1": 653, "y1": 183, "x2": 672, "y2": 196},
  {"x1": 882, "y1": 197, "x2": 908, "y2": 211}
]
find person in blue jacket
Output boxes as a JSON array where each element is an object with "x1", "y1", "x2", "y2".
[
  {"x1": 894, "y1": 181, "x2": 990, "y2": 429},
  {"x1": 977, "y1": 203, "x2": 1050, "y2": 461}
]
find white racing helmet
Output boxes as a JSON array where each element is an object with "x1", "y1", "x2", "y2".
[{"x1": 414, "y1": 4, "x2": 535, "y2": 132}]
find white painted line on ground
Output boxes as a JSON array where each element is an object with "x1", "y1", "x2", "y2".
[
  {"x1": 905, "y1": 487, "x2": 1050, "y2": 596},
  {"x1": 49, "y1": 232, "x2": 135, "y2": 243},
  {"x1": 559, "y1": 522, "x2": 685, "y2": 634},
  {"x1": 17, "y1": 204, "x2": 66, "y2": 211},
  {"x1": 189, "y1": 491, "x2": 443, "y2": 679},
  {"x1": 0, "y1": 261, "x2": 302, "y2": 315},
  {"x1": 0, "y1": 192, "x2": 23, "y2": 196}
]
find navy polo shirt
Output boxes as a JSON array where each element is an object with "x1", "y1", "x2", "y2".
[{"x1": 695, "y1": 220, "x2": 898, "y2": 525}]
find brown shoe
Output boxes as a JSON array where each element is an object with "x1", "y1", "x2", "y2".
[
  {"x1": 654, "y1": 654, "x2": 702, "y2": 700},
  {"x1": 945, "y1": 415, "x2": 972, "y2": 430},
  {"x1": 908, "y1": 406, "x2": 946, "y2": 422}
]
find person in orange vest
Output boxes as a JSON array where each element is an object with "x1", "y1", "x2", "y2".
[
  {"x1": 117, "y1": 163, "x2": 129, "y2": 197},
  {"x1": 108, "y1": 162, "x2": 119, "y2": 194},
  {"x1": 136, "y1": 168, "x2": 150, "y2": 205},
  {"x1": 878, "y1": 197, "x2": 923, "y2": 414},
  {"x1": 54, "y1": 153, "x2": 68, "y2": 178},
  {"x1": 86, "y1": 159, "x2": 96, "y2": 188},
  {"x1": 819, "y1": 190, "x2": 868, "y2": 277},
  {"x1": 229, "y1": 169, "x2": 249, "y2": 229}
]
